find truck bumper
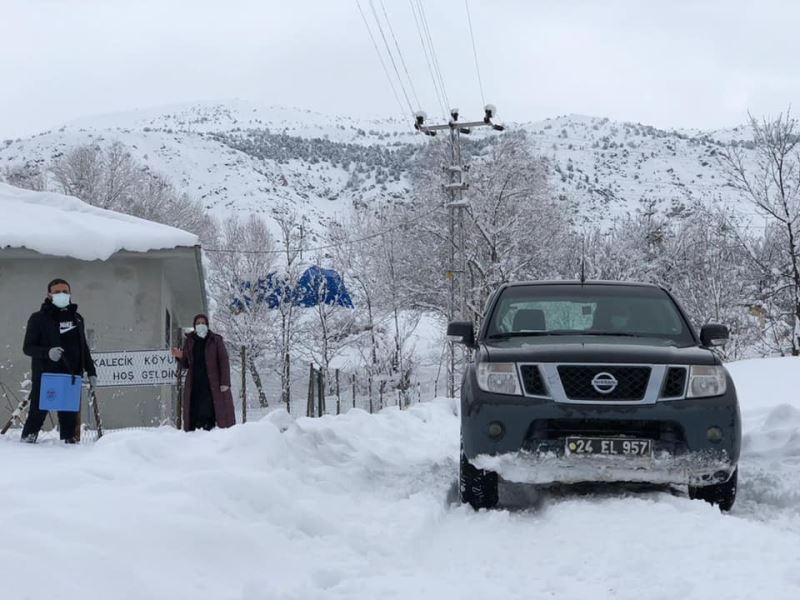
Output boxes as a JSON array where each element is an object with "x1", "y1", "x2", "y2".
[{"x1": 461, "y1": 384, "x2": 741, "y2": 487}]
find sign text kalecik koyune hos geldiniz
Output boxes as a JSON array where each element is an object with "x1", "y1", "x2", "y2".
[{"x1": 93, "y1": 350, "x2": 178, "y2": 387}]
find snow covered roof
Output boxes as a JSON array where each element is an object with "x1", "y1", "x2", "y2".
[{"x1": 0, "y1": 182, "x2": 199, "y2": 261}]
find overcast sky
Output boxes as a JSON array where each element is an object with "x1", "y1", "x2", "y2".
[{"x1": 1, "y1": 0, "x2": 798, "y2": 139}]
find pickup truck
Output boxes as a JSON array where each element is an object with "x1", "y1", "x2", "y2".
[{"x1": 448, "y1": 281, "x2": 741, "y2": 511}]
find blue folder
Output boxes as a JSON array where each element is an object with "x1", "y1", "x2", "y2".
[{"x1": 40, "y1": 373, "x2": 82, "y2": 412}]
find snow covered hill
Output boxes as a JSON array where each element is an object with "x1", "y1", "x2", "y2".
[
  {"x1": 1, "y1": 357, "x2": 798, "y2": 600},
  {"x1": 0, "y1": 100, "x2": 759, "y2": 227}
]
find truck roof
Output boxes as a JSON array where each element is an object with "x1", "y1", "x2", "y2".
[{"x1": 502, "y1": 280, "x2": 663, "y2": 289}]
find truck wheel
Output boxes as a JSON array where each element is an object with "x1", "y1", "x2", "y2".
[
  {"x1": 460, "y1": 451, "x2": 499, "y2": 510},
  {"x1": 689, "y1": 468, "x2": 737, "y2": 512}
]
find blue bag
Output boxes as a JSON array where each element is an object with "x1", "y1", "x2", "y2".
[{"x1": 40, "y1": 373, "x2": 82, "y2": 412}]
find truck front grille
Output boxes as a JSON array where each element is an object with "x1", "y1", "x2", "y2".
[
  {"x1": 519, "y1": 365, "x2": 548, "y2": 396},
  {"x1": 557, "y1": 366, "x2": 651, "y2": 401},
  {"x1": 660, "y1": 367, "x2": 687, "y2": 398}
]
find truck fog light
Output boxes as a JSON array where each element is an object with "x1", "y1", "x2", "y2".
[
  {"x1": 706, "y1": 427, "x2": 723, "y2": 443},
  {"x1": 488, "y1": 421, "x2": 505, "y2": 439}
]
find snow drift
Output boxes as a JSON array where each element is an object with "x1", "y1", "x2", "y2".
[{"x1": 0, "y1": 357, "x2": 798, "y2": 600}]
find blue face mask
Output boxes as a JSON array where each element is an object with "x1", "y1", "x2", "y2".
[
  {"x1": 51, "y1": 292, "x2": 71, "y2": 309},
  {"x1": 195, "y1": 324, "x2": 209, "y2": 338}
]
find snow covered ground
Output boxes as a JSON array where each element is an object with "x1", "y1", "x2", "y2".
[{"x1": 1, "y1": 357, "x2": 798, "y2": 600}]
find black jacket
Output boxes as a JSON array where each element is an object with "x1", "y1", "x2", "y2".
[{"x1": 23, "y1": 301, "x2": 97, "y2": 399}]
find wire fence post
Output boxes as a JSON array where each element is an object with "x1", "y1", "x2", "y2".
[
  {"x1": 335, "y1": 369, "x2": 341, "y2": 415},
  {"x1": 306, "y1": 363, "x2": 315, "y2": 417},
  {"x1": 352, "y1": 373, "x2": 356, "y2": 409},
  {"x1": 317, "y1": 368, "x2": 325, "y2": 417},
  {"x1": 284, "y1": 351, "x2": 291, "y2": 414},
  {"x1": 240, "y1": 345, "x2": 247, "y2": 424},
  {"x1": 176, "y1": 364, "x2": 184, "y2": 430},
  {"x1": 368, "y1": 375, "x2": 374, "y2": 414}
]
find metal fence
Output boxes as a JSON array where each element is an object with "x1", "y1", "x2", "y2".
[
  {"x1": 237, "y1": 363, "x2": 439, "y2": 422},
  {"x1": 1, "y1": 357, "x2": 442, "y2": 440}
]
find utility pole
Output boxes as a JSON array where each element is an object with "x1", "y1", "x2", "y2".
[{"x1": 415, "y1": 105, "x2": 504, "y2": 398}]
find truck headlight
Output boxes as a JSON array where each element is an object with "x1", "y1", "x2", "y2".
[
  {"x1": 687, "y1": 365, "x2": 727, "y2": 398},
  {"x1": 477, "y1": 363, "x2": 522, "y2": 395}
]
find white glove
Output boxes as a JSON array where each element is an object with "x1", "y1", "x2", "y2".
[
  {"x1": 48, "y1": 347, "x2": 64, "y2": 362},
  {"x1": 220, "y1": 385, "x2": 230, "y2": 393}
]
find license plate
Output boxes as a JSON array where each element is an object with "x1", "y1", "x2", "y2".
[{"x1": 565, "y1": 437, "x2": 652, "y2": 457}]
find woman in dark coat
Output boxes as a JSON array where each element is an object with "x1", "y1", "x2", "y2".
[{"x1": 171, "y1": 314, "x2": 235, "y2": 431}]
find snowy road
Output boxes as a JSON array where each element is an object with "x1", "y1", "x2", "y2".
[{"x1": 1, "y1": 358, "x2": 799, "y2": 600}]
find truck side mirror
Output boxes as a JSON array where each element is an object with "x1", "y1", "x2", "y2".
[
  {"x1": 447, "y1": 320, "x2": 475, "y2": 348},
  {"x1": 700, "y1": 324, "x2": 729, "y2": 347}
]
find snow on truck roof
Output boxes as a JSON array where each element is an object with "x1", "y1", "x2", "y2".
[
  {"x1": 0, "y1": 182, "x2": 198, "y2": 261},
  {"x1": 503, "y1": 280, "x2": 660, "y2": 288}
]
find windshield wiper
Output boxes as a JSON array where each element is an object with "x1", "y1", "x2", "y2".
[{"x1": 577, "y1": 332, "x2": 638, "y2": 337}]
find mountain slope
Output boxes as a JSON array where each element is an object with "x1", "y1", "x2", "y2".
[{"x1": 0, "y1": 101, "x2": 759, "y2": 225}]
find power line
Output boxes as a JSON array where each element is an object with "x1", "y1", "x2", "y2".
[
  {"x1": 379, "y1": 0, "x2": 421, "y2": 111},
  {"x1": 418, "y1": 0, "x2": 450, "y2": 110},
  {"x1": 354, "y1": 0, "x2": 408, "y2": 123},
  {"x1": 408, "y1": 0, "x2": 447, "y2": 118},
  {"x1": 204, "y1": 203, "x2": 443, "y2": 256},
  {"x1": 464, "y1": 0, "x2": 486, "y2": 107},
  {"x1": 368, "y1": 0, "x2": 415, "y2": 116},
  {"x1": 416, "y1": 0, "x2": 450, "y2": 111}
]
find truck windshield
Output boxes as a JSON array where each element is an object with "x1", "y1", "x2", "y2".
[{"x1": 486, "y1": 284, "x2": 695, "y2": 345}]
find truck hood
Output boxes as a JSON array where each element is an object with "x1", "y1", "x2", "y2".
[{"x1": 482, "y1": 335, "x2": 718, "y2": 365}]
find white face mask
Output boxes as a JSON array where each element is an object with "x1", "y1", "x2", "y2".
[
  {"x1": 51, "y1": 292, "x2": 71, "y2": 309},
  {"x1": 195, "y1": 324, "x2": 209, "y2": 339}
]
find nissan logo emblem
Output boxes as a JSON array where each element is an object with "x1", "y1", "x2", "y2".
[{"x1": 591, "y1": 372, "x2": 618, "y2": 394}]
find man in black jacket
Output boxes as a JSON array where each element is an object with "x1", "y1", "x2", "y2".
[{"x1": 21, "y1": 278, "x2": 97, "y2": 443}]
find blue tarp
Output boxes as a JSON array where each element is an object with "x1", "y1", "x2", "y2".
[
  {"x1": 295, "y1": 265, "x2": 354, "y2": 308},
  {"x1": 232, "y1": 265, "x2": 354, "y2": 312}
]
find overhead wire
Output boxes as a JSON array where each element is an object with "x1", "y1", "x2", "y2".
[
  {"x1": 378, "y1": 0, "x2": 422, "y2": 111},
  {"x1": 367, "y1": 0, "x2": 416, "y2": 116},
  {"x1": 464, "y1": 0, "x2": 486, "y2": 107},
  {"x1": 354, "y1": 0, "x2": 409, "y2": 125},
  {"x1": 416, "y1": 0, "x2": 450, "y2": 111},
  {"x1": 408, "y1": 0, "x2": 447, "y2": 119}
]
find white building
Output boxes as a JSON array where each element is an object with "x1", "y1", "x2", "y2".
[{"x1": 0, "y1": 182, "x2": 207, "y2": 429}]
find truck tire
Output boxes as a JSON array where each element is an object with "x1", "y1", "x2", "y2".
[
  {"x1": 460, "y1": 451, "x2": 499, "y2": 510},
  {"x1": 689, "y1": 468, "x2": 737, "y2": 512}
]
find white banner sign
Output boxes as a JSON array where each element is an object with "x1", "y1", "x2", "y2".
[{"x1": 94, "y1": 350, "x2": 179, "y2": 388}]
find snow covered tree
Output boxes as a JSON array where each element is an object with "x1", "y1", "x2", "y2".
[
  {"x1": 270, "y1": 206, "x2": 308, "y2": 410},
  {"x1": 294, "y1": 261, "x2": 356, "y2": 404},
  {"x1": 49, "y1": 141, "x2": 215, "y2": 242},
  {"x1": 585, "y1": 201, "x2": 763, "y2": 358},
  {"x1": 324, "y1": 206, "x2": 425, "y2": 408},
  {"x1": 664, "y1": 205, "x2": 761, "y2": 359},
  {"x1": 1, "y1": 162, "x2": 47, "y2": 191},
  {"x1": 406, "y1": 130, "x2": 576, "y2": 323},
  {"x1": 721, "y1": 110, "x2": 800, "y2": 355},
  {"x1": 206, "y1": 215, "x2": 277, "y2": 407}
]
